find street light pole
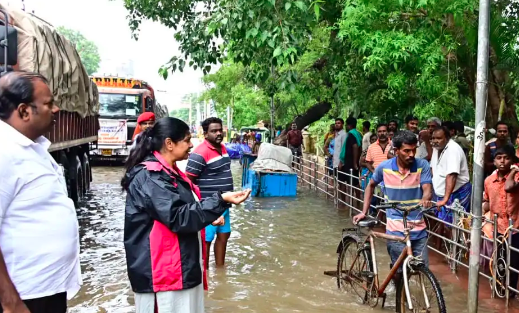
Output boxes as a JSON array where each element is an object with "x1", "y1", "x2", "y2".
[{"x1": 467, "y1": 0, "x2": 491, "y2": 309}]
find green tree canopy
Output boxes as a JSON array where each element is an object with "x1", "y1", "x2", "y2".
[
  {"x1": 57, "y1": 26, "x2": 101, "y2": 75},
  {"x1": 170, "y1": 108, "x2": 189, "y2": 123},
  {"x1": 123, "y1": 0, "x2": 519, "y2": 133}
]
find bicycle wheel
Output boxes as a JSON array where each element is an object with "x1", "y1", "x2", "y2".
[
  {"x1": 396, "y1": 264, "x2": 446, "y2": 313},
  {"x1": 490, "y1": 239, "x2": 508, "y2": 298},
  {"x1": 337, "y1": 236, "x2": 374, "y2": 303}
]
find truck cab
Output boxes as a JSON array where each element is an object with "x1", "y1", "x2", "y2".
[{"x1": 90, "y1": 76, "x2": 161, "y2": 161}]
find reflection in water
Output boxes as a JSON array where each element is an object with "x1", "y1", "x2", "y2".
[{"x1": 70, "y1": 163, "x2": 494, "y2": 313}]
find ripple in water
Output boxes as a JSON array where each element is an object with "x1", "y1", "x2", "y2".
[{"x1": 70, "y1": 163, "x2": 497, "y2": 313}]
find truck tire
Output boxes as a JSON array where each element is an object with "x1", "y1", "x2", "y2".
[
  {"x1": 82, "y1": 152, "x2": 91, "y2": 192},
  {"x1": 69, "y1": 155, "x2": 84, "y2": 206}
]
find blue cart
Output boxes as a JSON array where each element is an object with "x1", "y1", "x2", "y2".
[{"x1": 241, "y1": 153, "x2": 297, "y2": 197}]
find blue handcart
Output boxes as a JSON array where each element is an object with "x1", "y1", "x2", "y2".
[{"x1": 241, "y1": 153, "x2": 297, "y2": 197}]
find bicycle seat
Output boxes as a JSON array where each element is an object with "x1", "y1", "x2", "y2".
[{"x1": 357, "y1": 217, "x2": 380, "y2": 228}]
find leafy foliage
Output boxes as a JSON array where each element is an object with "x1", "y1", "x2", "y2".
[
  {"x1": 170, "y1": 108, "x2": 189, "y2": 122},
  {"x1": 123, "y1": 0, "x2": 519, "y2": 131},
  {"x1": 57, "y1": 26, "x2": 101, "y2": 75}
]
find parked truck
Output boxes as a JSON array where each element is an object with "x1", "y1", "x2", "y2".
[
  {"x1": 0, "y1": 5, "x2": 100, "y2": 205},
  {"x1": 90, "y1": 76, "x2": 168, "y2": 161}
]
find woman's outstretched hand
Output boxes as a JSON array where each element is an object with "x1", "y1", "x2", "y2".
[{"x1": 222, "y1": 189, "x2": 251, "y2": 205}]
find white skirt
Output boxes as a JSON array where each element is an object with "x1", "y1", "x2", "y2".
[{"x1": 134, "y1": 284, "x2": 204, "y2": 313}]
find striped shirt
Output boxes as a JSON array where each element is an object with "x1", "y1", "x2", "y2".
[
  {"x1": 366, "y1": 140, "x2": 391, "y2": 169},
  {"x1": 186, "y1": 140, "x2": 233, "y2": 216},
  {"x1": 371, "y1": 158, "x2": 432, "y2": 240}
]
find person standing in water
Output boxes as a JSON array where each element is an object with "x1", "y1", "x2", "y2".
[
  {"x1": 122, "y1": 117, "x2": 250, "y2": 312},
  {"x1": 186, "y1": 117, "x2": 234, "y2": 269}
]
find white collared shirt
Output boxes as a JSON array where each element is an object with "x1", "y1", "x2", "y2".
[
  {"x1": 430, "y1": 139, "x2": 470, "y2": 197},
  {"x1": 0, "y1": 120, "x2": 82, "y2": 300}
]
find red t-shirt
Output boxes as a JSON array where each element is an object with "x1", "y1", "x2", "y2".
[{"x1": 287, "y1": 130, "x2": 303, "y2": 147}]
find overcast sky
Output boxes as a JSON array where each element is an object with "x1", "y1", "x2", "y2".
[{"x1": 12, "y1": 0, "x2": 207, "y2": 110}]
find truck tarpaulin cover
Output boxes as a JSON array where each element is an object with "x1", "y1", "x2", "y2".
[{"x1": 0, "y1": 4, "x2": 99, "y2": 118}]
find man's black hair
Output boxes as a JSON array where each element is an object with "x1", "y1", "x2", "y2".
[
  {"x1": 393, "y1": 130, "x2": 418, "y2": 149},
  {"x1": 432, "y1": 126, "x2": 451, "y2": 139},
  {"x1": 453, "y1": 121, "x2": 465, "y2": 134},
  {"x1": 335, "y1": 117, "x2": 344, "y2": 124},
  {"x1": 362, "y1": 120, "x2": 371, "y2": 130},
  {"x1": 443, "y1": 121, "x2": 455, "y2": 131},
  {"x1": 404, "y1": 114, "x2": 419, "y2": 124},
  {"x1": 495, "y1": 121, "x2": 509, "y2": 130},
  {"x1": 494, "y1": 144, "x2": 518, "y2": 162},
  {"x1": 346, "y1": 117, "x2": 357, "y2": 128},
  {"x1": 201, "y1": 117, "x2": 223, "y2": 132},
  {"x1": 376, "y1": 123, "x2": 388, "y2": 131},
  {"x1": 389, "y1": 119, "x2": 399, "y2": 127},
  {"x1": 0, "y1": 71, "x2": 48, "y2": 120}
]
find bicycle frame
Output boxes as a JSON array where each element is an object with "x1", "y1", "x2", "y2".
[
  {"x1": 349, "y1": 229, "x2": 412, "y2": 295},
  {"x1": 346, "y1": 212, "x2": 428, "y2": 310}
]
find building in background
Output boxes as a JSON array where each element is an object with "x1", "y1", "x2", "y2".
[{"x1": 96, "y1": 58, "x2": 135, "y2": 77}]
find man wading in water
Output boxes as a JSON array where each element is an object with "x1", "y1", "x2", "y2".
[{"x1": 187, "y1": 117, "x2": 234, "y2": 269}]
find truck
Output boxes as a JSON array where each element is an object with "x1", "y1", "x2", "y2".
[
  {"x1": 0, "y1": 5, "x2": 100, "y2": 206},
  {"x1": 89, "y1": 76, "x2": 168, "y2": 161}
]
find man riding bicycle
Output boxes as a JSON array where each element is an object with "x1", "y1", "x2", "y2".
[{"x1": 353, "y1": 130, "x2": 433, "y2": 284}]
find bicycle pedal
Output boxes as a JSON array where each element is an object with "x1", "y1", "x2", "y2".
[{"x1": 360, "y1": 271, "x2": 375, "y2": 278}]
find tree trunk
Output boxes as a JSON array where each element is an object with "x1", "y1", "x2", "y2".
[
  {"x1": 487, "y1": 69, "x2": 518, "y2": 137},
  {"x1": 274, "y1": 101, "x2": 332, "y2": 146}
]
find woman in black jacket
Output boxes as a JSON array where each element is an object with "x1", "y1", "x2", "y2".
[{"x1": 121, "y1": 117, "x2": 250, "y2": 313}]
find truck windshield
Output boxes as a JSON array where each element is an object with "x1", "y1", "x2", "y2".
[{"x1": 99, "y1": 93, "x2": 143, "y2": 118}]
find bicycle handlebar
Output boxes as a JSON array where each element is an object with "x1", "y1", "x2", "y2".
[{"x1": 375, "y1": 203, "x2": 434, "y2": 213}]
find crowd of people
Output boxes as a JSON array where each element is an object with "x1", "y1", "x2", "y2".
[
  {"x1": 0, "y1": 71, "x2": 251, "y2": 313},
  {"x1": 320, "y1": 114, "x2": 519, "y2": 296},
  {"x1": 3, "y1": 68, "x2": 519, "y2": 313}
]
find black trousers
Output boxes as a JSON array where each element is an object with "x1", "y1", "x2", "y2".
[{"x1": 0, "y1": 292, "x2": 66, "y2": 313}]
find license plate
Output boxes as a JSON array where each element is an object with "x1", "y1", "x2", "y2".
[{"x1": 101, "y1": 149, "x2": 112, "y2": 156}]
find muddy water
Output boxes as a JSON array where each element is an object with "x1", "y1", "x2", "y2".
[{"x1": 69, "y1": 162, "x2": 497, "y2": 313}]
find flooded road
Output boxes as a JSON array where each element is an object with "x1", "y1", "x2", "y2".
[{"x1": 70, "y1": 162, "x2": 501, "y2": 313}]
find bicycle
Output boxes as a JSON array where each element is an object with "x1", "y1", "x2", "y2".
[
  {"x1": 489, "y1": 224, "x2": 512, "y2": 298},
  {"x1": 336, "y1": 203, "x2": 447, "y2": 313},
  {"x1": 425, "y1": 199, "x2": 471, "y2": 271}
]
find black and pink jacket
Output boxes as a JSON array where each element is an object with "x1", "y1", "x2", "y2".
[{"x1": 123, "y1": 152, "x2": 227, "y2": 293}]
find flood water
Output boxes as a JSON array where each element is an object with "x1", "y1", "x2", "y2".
[{"x1": 70, "y1": 162, "x2": 503, "y2": 313}]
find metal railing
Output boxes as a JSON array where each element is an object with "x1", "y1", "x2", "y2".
[{"x1": 291, "y1": 155, "x2": 518, "y2": 306}]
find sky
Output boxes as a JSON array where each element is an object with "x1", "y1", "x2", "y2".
[{"x1": 10, "y1": 0, "x2": 207, "y2": 110}]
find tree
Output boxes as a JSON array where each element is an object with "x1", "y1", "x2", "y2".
[
  {"x1": 57, "y1": 26, "x2": 101, "y2": 75},
  {"x1": 170, "y1": 108, "x2": 190, "y2": 123},
  {"x1": 122, "y1": 0, "x2": 519, "y2": 132},
  {"x1": 200, "y1": 62, "x2": 270, "y2": 129}
]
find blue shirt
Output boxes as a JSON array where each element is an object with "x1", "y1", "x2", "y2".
[{"x1": 371, "y1": 158, "x2": 432, "y2": 240}]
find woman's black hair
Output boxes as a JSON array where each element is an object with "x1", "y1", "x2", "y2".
[{"x1": 121, "y1": 117, "x2": 190, "y2": 191}]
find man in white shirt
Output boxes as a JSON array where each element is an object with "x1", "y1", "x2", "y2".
[
  {"x1": 0, "y1": 72, "x2": 82, "y2": 313},
  {"x1": 430, "y1": 126, "x2": 472, "y2": 224}
]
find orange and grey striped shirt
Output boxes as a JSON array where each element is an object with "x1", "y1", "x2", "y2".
[{"x1": 366, "y1": 140, "x2": 392, "y2": 169}]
